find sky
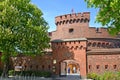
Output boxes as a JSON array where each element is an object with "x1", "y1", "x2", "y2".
[{"x1": 31, "y1": 0, "x2": 102, "y2": 32}]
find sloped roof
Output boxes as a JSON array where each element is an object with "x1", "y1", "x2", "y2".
[
  {"x1": 87, "y1": 48, "x2": 120, "y2": 54},
  {"x1": 51, "y1": 38, "x2": 87, "y2": 42}
]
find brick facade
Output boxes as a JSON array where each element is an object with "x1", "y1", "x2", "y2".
[
  {"x1": 1, "y1": 12, "x2": 119, "y2": 78},
  {"x1": 48, "y1": 12, "x2": 120, "y2": 77},
  {"x1": 87, "y1": 52, "x2": 120, "y2": 74},
  {"x1": 51, "y1": 39, "x2": 87, "y2": 77}
]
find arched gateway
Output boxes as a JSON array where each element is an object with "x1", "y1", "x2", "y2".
[{"x1": 60, "y1": 60, "x2": 80, "y2": 76}]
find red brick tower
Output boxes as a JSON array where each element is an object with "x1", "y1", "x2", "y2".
[
  {"x1": 50, "y1": 12, "x2": 90, "y2": 40},
  {"x1": 50, "y1": 12, "x2": 91, "y2": 78}
]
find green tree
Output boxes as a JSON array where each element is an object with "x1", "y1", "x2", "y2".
[
  {"x1": 0, "y1": 0, "x2": 50, "y2": 77},
  {"x1": 85, "y1": 0, "x2": 120, "y2": 35}
]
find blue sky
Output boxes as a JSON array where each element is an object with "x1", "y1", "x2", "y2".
[{"x1": 31, "y1": 0, "x2": 102, "y2": 32}]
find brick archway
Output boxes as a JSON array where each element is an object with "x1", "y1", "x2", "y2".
[{"x1": 60, "y1": 59, "x2": 80, "y2": 76}]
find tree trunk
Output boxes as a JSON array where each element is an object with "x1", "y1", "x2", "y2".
[{"x1": 1, "y1": 56, "x2": 10, "y2": 78}]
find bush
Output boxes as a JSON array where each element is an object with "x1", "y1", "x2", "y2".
[
  {"x1": 117, "y1": 72, "x2": 120, "y2": 77},
  {"x1": 8, "y1": 70, "x2": 15, "y2": 76},
  {"x1": 87, "y1": 73, "x2": 99, "y2": 80},
  {"x1": 15, "y1": 71, "x2": 51, "y2": 77},
  {"x1": 87, "y1": 72, "x2": 120, "y2": 80},
  {"x1": 101, "y1": 72, "x2": 116, "y2": 80}
]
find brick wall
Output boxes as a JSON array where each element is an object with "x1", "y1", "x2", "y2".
[
  {"x1": 11, "y1": 55, "x2": 53, "y2": 72},
  {"x1": 51, "y1": 40, "x2": 87, "y2": 77},
  {"x1": 87, "y1": 53, "x2": 120, "y2": 74}
]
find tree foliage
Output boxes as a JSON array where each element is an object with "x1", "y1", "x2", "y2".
[
  {"x1": 0, "y1": 0, "x2": 50, "y2": 77},
  {"x1": 85, "y1": 0, "x2": 120, "y2": 35}
]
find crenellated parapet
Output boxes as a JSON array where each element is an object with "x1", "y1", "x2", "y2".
[
  {"x1": 87, "y1": 38, "x2": 120, "y2": 49},
  {"x1": 55, "y1": 12, "x2": 90, "y2": 26}
]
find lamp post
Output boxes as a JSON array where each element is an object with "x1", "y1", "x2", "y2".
[
  {"x1": 52, "y1": 59, "x2": 56, "y2": 73},
  {"x1": 53, "y1": 59, "x2": 56, "y2": 64}
]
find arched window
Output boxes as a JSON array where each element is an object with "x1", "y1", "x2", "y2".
[
  {"x1": 87, "y1": 42, "x2": 91, "y2": 46},
  {"x1": 55, "y1": 22, "x2": 59, "y2": 26},
  {"x1": 76, "y1": 19, "x2": 80, "y2": 23},
  {"x1": 105, "y1": 65, "x2": 108, "y2": 69},
  {"x1": 97, "y1": 42, "x2": 101, "y2": 47},
  {"x1": 106, "y1": 43, "x2": 109, "y2": 48},
  {"x1": 59, "y1": 21, "x2": 62, "y2": 25},
  {"x1": 73, "y1": 19, "x2": 76, "y2": 23},
  {"x1": 113, "y1": 65, "x2": 117, "y2": 69},
  {"x1": 102, "y1": 43, "x2": 105, "y2": 48},
  {"x1": 89, "y1": 65, "x2": 91, "y2": 69},
  {"x1": 80, "y1": 45, "x2": 83, "y2": 49},
  {"x1": 92, "y1": 42, "x2": 96, "y2": 47},
  {"x1": 63, "y1": 20, "x2": 65, "y2": 24},
  {"x1": 64, "y1": 42, "x2": 67, "y2": 45},
  {"x1": 70, "y1": 46, "x2": 74, "y2": 49},
  {"x1": 65, "y1": 15, "x2": 67, "y2": 18},
  {"x1": 69, "y1": 19, "x2": 72, "y2": 24},
  {"x1": 75, "y1": 46, "x2": 78, "y2": 50},
  {"x1": 80, "y1": 18, "x2": 84, "y2": 23},
  {"x1": 96, "y1": 65, "x2": 100, "y2": 69},
  {"x1": 66, "y1": 20, "x2": 69, "y2": 24}
]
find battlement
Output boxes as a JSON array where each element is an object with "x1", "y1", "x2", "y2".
[{"x1": 55, "y1": 12, "x2": 90, "y2": 26}]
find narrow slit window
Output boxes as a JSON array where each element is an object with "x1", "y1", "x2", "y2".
[
  {"x1": 89, "y1": 65, "x2": 91, "y2": 69},
  {"x1": 105, "y1": 65, "x2": 108, "y2": 69},
  {"x1": 113, "y1": 65, "x2": 117, "y2": 69},
  {"x1": 69, "y1": 28, "x2": 74, "y2": 33},
  {"x1": 96, "y1": 65, "x2": 100, "y2": 69}
]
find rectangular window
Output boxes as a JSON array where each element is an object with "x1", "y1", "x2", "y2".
[
  {"x1": 96, "y1": 65, "x2": 100, "y2": 69},
  {"x1": 89, "y1": 65, "x2": 91, "y2": 69},
  {"x1": 105, "y1": 65, "x2": 108, "y2": 69},
  {"x1": 113, "y1": 65, "x2": 117, "y2": 69},
  {"x1": 69, "y1": 28, "x2": 74, "y2": 33}
]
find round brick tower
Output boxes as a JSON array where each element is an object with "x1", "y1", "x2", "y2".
[
  {"x1": 50, "y1": 12, "x2": 115, "y2": 40},
  {"x1": 50, "y1": 12, "x2": 90, "y2": 40}
]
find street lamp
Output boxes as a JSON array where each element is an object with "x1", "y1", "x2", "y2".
[
  {"x1": 52, "y1": 59, "x2": 57, "y2": 73},
  {"x1": 53, "y1": 59, "x2": 57, "y2": 64}
]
